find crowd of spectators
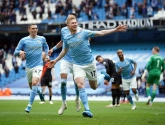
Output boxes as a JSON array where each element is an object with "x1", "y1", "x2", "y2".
[
  {"x1": 104, "y1": 0, "x2": 165, "y2": 20},
  {"x1": 0, "y1": 0, "x2": 165, "y2": 24},
  {"x1": 0, "y1": 43, "x2": 26, "y2": 86},
  {"x1": 0, "y1": 0, "x2": 17, "y2": 24}
]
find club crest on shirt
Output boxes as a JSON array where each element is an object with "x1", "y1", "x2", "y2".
[
  {"x1": 38, "y1": 41, "x2": 41, "y2": 44},
  {"x1": 103, "y1": 62, "x2": 106, "y2": 65}
]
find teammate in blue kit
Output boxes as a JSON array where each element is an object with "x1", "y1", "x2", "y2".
[
  {"x1": 49, "y1": 39, "x2": 81, "y2": 115},
  {"x1": 116, "y1": 49, "x2": 139, "y2": 110},
  {"x1": 14, "y1": 24, "x2": 49, "y2": 113},
  {"x1": 48, "y1": 15, "x2": 127, "y2": 118},
  {"x1": 48, "y1": 14, "x2": 82, "y2": 115}
]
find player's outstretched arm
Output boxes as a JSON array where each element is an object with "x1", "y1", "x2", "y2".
[
  {"x1": 48, "y1": 40, "x2": 63, "y2": 56},
  {"x1": 48, "y1": 48, "x2": 68, "y2": 68},
  {"x1": 95, "y1": 24, "x2": 127, "y2": 37}
]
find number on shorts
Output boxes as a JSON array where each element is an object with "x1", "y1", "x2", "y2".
[
  {"x1": 111, "y1": 78, "x2": 114, "y2": 82},
  {"x1": 157, "y1": 60, "x2": 160, "y2": 68},
  {"x1": 90, "y1": 70, "x2": 96, "y2": 77},
  {"x1": 34, "y1": 69, "x2": 41, "y2": 75}
]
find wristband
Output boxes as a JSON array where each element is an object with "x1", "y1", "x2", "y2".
[{"x1": 53, "y1": 46, "x2": 58, "y2": 51}]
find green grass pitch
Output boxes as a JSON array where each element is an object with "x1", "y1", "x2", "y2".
[{"x1": 0, "y1": 100, "x2": 165, "y2": 125}]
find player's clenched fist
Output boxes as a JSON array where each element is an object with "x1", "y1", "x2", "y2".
[
  {"x1": 19, "y1": 51, "x2": 26, "y2": 59},
  {"x1": 48, "y1": 60, "x2": 57, "y2": 68}
]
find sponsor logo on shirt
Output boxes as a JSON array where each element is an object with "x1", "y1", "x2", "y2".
[{"x1": 103, "y1": 62, "x2": 106, "y2": 65}]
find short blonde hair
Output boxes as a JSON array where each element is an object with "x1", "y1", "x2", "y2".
[{"x1": 65, "y1": 15, "x2": 76, "y2": 24}]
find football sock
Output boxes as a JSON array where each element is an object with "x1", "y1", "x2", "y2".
[
  {"x1": 61, "y1": 79, "x2": 67, "y2": 100},
  {"x1": 127, "y1": 95, "x2": 134, "y2": 105},
  {"x1": 61, "y1": 79, "x2": 67, "y2": 105},
  {"x1": 38, "y1": 93, "x2": 45, "y2": 101},
  {"x1": 151, "y1": 90, "x2": 156, "y2": 102},
  {"x1": 29, "y1": 86, "x2": 37, "y2": 105},
  {"x1": 116, "y1": 89, "x2": 121, "y2": 104},
  {"x1": 49, "y1": 95, "x2": 52, "y2": 101},
  {"x1": 97, "y1": 74, "x2": 105, "y2": 87},
  {"x1": 37, "y1": 86, "x2": 44, "y2": 101},
  {"x1": 123, "y1": 91, "x2": 126, "y2": 101},
  {"x1": 43, "y1": 94, "x2": 45, "y2": 101},
  {"x1": 146, "y1": 87, "x2": 150, "y2": 97},
  {"x1": 74, "y1": 81, "x2": 79, "y2": 100},
  {"x1": 79, "y1": 88, "x2": 89, "y2": 111},
  {"x1": 112, "y1": 89, "x2": 117, "y2": 105}
]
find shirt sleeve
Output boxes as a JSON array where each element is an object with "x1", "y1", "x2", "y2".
[
  {"x1": 14, "y1": 39, "x2": 24, "y2": 56},
  {"x1": 63, "y1": 40, "x2": 69, "y2": 48},
  {"x1": 42, "y1": 37, "x2": 49, "y2": 56},
  {"x1": 127, "y1": 58, "x2": 136, "y2": 64},
  {"x1": 146, "y1": 56, "x2": 153, "y2": 71},
  {"x1": 83, "y1": 29, "x2": 97, "y2": 39},
  {"x1": 61, "y1": 28, "x2": 65, "y2": 42},
  {"x1": 61, "y1": 29, "x2": 69, "y2": 48}
]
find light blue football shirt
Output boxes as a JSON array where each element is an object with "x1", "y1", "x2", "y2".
[
  {"x1": 14, "y1": 35, "x2": 49, "y2": 68},
  {"x1": 61, "y1": 27, "x2": 75, "y2": 63},
  {"x1": 115, "y1": 58, "x2": 136, "y2": 79},
  {"x1": 62, "y1": 29, "x2": 96, "y2": 65}
]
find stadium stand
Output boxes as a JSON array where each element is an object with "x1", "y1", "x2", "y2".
[{"x1": 0, "y1": 0, "x2": 165, "y2": 24}]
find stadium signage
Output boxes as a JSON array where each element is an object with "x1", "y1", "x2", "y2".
[{"x1": 79, "y1": 19, "x2": 153, "y2": 29}]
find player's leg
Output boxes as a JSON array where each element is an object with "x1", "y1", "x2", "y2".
[
  {"x1": 73, "y1": 76, "x2": 81, "y2": 112},
  {"x1": 149, "y1": 72, "x2": 160, "y2": 106},
  {"x1": 73, "y1": 64, "x2": 92, "y2": 118},
  {"x1": 39, "y1": 85, "x2": 46, "y2": 104},
  {"x1": 25, "y1": 66, "x2": 43, "y2": 113},
  {"x1": 71, "y1": 64, "x2": 81, "y2": 112},
  {"x1": 39, "y1": 78, "x2": 46, "y2": 104},
  {"x1": 146, "y1": 71, "x2": 154, "y2": 105},
  {"x1": 25, "y1": 68, "x2": 33, "y2": 112},
  {"x1": 47, "y1": 79, "x2": 53, "y2": 104},
  {"x1": 48, "y1": 86, "x2": 53, "y2": 104},
  {"x1": 106, "y1": 85, "x2": 117, "y2": 108},
  {"x1": 115, "y1": 84, "x2": 121, "y2": 106},
  {"x1": 58, "y1": 73, "x2": 68, "y2": 114},
  {"x1": 123, "y1": 78, "x2": 136, "y2": 109},
  {"x1": 106, "y1": 74, "x2": 120, "y2": 108},
  {"x1": 75, "y1": 77, "x2": 93, "y2": 118},
  {"x1": 146, "y1": 83, "x2": 151, "y2": 105},
  {"x1": 115, "y1": 73, "x2": 122, "y2": 106},
  {"x1": 86, "y1": 62, "x2": 110, "y2": 90},
  {"x1": 58, "y1": 60, "x2": 70, "y2": 115},
  {"x1": 130, "y1": 77, "x2": 139, "y2": 101}
]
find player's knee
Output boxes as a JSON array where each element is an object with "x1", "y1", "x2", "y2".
[
  {"x1": 61, "y1": 79, "x2": 67, "y2": 87},
  {"x1": 124, "y1": 91, "x2": 129, "y2": 95},
  {"x1": 32, "y1": 80, "x2": 38, "y2": 86},
  {"x1": 132, "y1": 89, "x2": 137, "y2": 93},
  {"x1": 77, "y1": 83, "x2": 84, "y2": 89}
]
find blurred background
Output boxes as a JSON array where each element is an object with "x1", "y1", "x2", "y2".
[{"x1": 0, "y1": 0, "x2": 165, "y2": 98}]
